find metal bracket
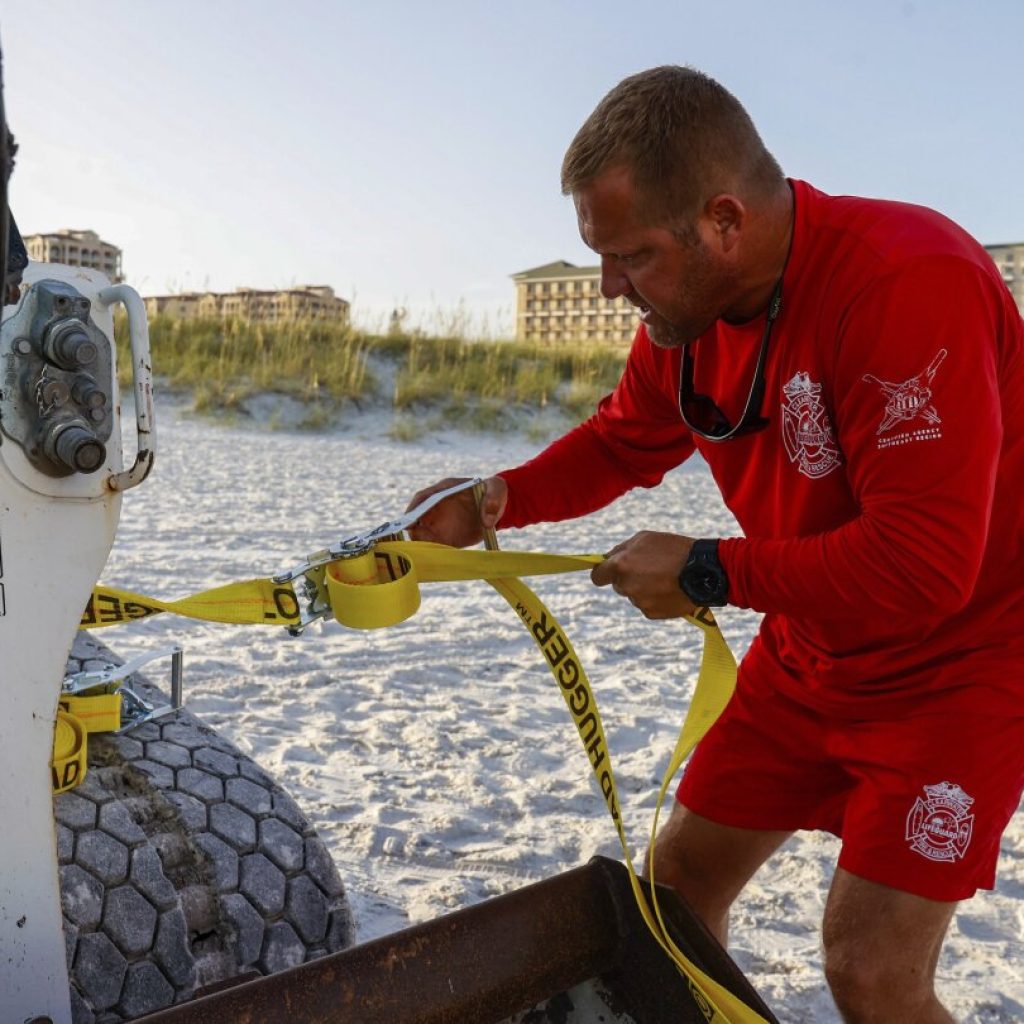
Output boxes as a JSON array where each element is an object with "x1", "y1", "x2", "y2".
[
  {"x1": 62, "y1": 645, "x2": 183, "y2": 731},
  {"x1": 284, "y1": 565, "x2": 331, "y2": 638}
]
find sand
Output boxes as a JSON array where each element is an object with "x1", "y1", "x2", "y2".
[{"x1": 97, "y1": 396, "x2": 1024, "y2": 1023}]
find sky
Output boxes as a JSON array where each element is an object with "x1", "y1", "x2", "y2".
[{"x1": 2, "y1": 1, "x2": 1022, "y2": 335}]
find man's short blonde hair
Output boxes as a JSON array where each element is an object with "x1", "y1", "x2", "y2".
[{"x1": 561, "y1": 66, "x2": 784, "y2": 225}]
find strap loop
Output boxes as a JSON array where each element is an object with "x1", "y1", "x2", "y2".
[{"x1": 51, "y1": 709, "x2": 87, "y2": 795}]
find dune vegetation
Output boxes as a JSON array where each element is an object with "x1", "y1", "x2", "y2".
[{"x1": 115, "y1": 316, "x2": 629, "y2": 437}]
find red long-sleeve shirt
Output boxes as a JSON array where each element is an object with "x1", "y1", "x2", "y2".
[{"x1": 499, "y1": 181, "x2": 1024, "y2": 716}]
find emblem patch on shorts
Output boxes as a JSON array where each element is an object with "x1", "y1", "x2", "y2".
[
  {"x1": 780, "y1": 372, "x2": 843, "y2": 479},
  {"x1": 905, "y1": 781, "x2": 975, "y2": 863},
  {"x1": 863, "y1": 349, "x2": 946, "y2": 449}
]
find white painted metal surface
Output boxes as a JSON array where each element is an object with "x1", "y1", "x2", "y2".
[{"x1": 0, "y1": 263, "x2": 151, "y2": 1024}]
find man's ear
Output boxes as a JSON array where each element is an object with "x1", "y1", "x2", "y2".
[{"x1": 701, "y1": 194, "x2": 745, "y2": 254}]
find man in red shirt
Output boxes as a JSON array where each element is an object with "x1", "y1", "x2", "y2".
[{"x1": 410, "y1": 66, "x2": 1024, "y2": 1022}]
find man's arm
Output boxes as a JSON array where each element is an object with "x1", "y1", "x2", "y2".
[
  {"x1": 409, "y1": 329, "x2": 696, "y2": 545},
  {"x1": 499, "y1": 329, "x2": 696, "y2": 528}
]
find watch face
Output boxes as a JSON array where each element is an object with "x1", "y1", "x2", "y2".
[
  {"x1": 695, "y1": 571, "x2": 717, "y2": 594},
  {"x1": 690, "y1": 571, "x2": 718, "y2": 602},
  {"x1": 680, "y1": 542, "x2": 728, "y2": 606}
]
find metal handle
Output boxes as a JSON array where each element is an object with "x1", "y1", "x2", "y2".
[
  {"x1": 473, "y1": 480, "x2": 500, "y2": 551},
  {"x1": 62, "y1": 644, "x2": 183, "y2": 696},
  {"x1": 170, "y1": 647, "x2": 184, "y2": 708},
  {"x1": 97, "y1": 284, "x2": 155, "y2": 491}
]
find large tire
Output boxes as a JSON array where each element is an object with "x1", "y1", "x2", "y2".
[{"x1": 55, "y1": 633, "x2": 355, "y2": 1022}]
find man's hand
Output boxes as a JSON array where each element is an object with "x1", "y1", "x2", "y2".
[
  {"x1": 591, "y1": 531, "x2": 698, "y2": 619},
  {"x1": 405, "y1": 475, "x2": 508, "y2": 548}
]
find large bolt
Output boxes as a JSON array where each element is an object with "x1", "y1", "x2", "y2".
[
  {"x1": 43, "y1": 319, "x2": 98, "y2": 370},
  {"x1": 44, "y1": 422, "x2": 106, "y2": 473}
]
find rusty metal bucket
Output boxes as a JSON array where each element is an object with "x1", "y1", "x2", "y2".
[{"x1": 136, "y1": 856, "x2": 777, "y2": 1024}]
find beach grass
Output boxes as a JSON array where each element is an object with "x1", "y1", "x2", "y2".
[
  {"x1": 114, "y1": 315, "x2": 629, "y2": 431},
  {"x1": 116, "y1": 316, "x2": 374, "y2": 404}
]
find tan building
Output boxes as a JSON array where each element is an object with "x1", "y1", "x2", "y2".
[
  {"x1": 985, "y1": 243, "x2": 1024, "y2": 315},
  {"x1": 512, "y1": 261, "x2": 637, "y2": 344},
  {"x1": 143, "y1": 285, "x2": 350, "y2": 324},
  {"x1": 23, "y1": 228, "x2": 123, "y2": 283},
  {"x1": 516, "y1": 244, "x2": 1024, "y2": 343}
]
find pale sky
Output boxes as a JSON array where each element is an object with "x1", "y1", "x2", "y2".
[{"x1": 3, "y1": 1, "x2": 1021, "y2": 335}]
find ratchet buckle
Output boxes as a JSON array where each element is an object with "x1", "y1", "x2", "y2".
[{"x1": 272, "y1": 477, "x2": 487, "y2": 636}]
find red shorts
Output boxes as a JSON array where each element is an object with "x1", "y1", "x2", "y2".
[{"x1": 676, "y1": 667, "x2": 1024, "y2": 901}]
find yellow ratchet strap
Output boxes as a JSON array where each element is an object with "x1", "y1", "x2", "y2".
[
  {"x1": 80, "y1": 543, "x2": 601, "y2": 631},
  {"x1": 488, "y1": 579, "x2": 766, "y2": 1024},
  {"x1": 82, "y1": 541, "x2": 767, "y2": 1023}
]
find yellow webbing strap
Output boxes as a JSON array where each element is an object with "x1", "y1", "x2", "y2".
[
  {"x1": 80, "y1": 541, "x2": 768, "y2": 1023},
  {"x1": 80, "y1": 543, "x2": 603, "y2": 630},
  {"x1": 59, "y1": 692, "x2": 122, "y2": 733},
  {"x1": 488, "y1": 577, "x2": 766, "y2": 1024}
]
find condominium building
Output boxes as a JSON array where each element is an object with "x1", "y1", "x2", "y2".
[
  {"x1": 985, "y1": 243, "x2": 1024, "y2": 315},
  {"x1": 515, "y1": 244, "x2": 1024, "y2": 345},
  {"x1": 512, "y1": 261, "x2": 637, "y2": 344},
  {"x1": 23, "y1": 229, "x2": 123, "y2": 283},
  {"x1": 143, "y1": 285, "x2": 350, "y2": 324}
]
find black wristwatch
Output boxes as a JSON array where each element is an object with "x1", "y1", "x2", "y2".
[{"x1": 678, "y1": 539, "x2": 729, "y2": 607}]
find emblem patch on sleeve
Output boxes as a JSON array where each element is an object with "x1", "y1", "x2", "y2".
[
  {"x1": 905, "y1": 781, "x2": 975, "y2": 863},
  {"x1": 781, "y1": 372, "x2": 843, "y2": 479},
  {"x1": 863, "y1": 349, "x2": 947, "y2": 448}
]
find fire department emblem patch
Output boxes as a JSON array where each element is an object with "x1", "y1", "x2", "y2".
[
  {"x1": 781, "y1": 372, "x2": 843, "y2": 479},
  {"x1": 863, "y1": 349, "x2": 947, "y2": 441},
  {"x1": 905, "y1": 781, "x2": 975, "y2": 863}
]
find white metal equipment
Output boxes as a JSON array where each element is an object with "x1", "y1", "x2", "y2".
[{"x1": 0, "y1": 263, "x2": 154, "y2": 1024}]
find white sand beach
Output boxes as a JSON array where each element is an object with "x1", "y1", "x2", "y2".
[{"x1": 97, "y1": 397, "x2": 1024, "y2": 1023}]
